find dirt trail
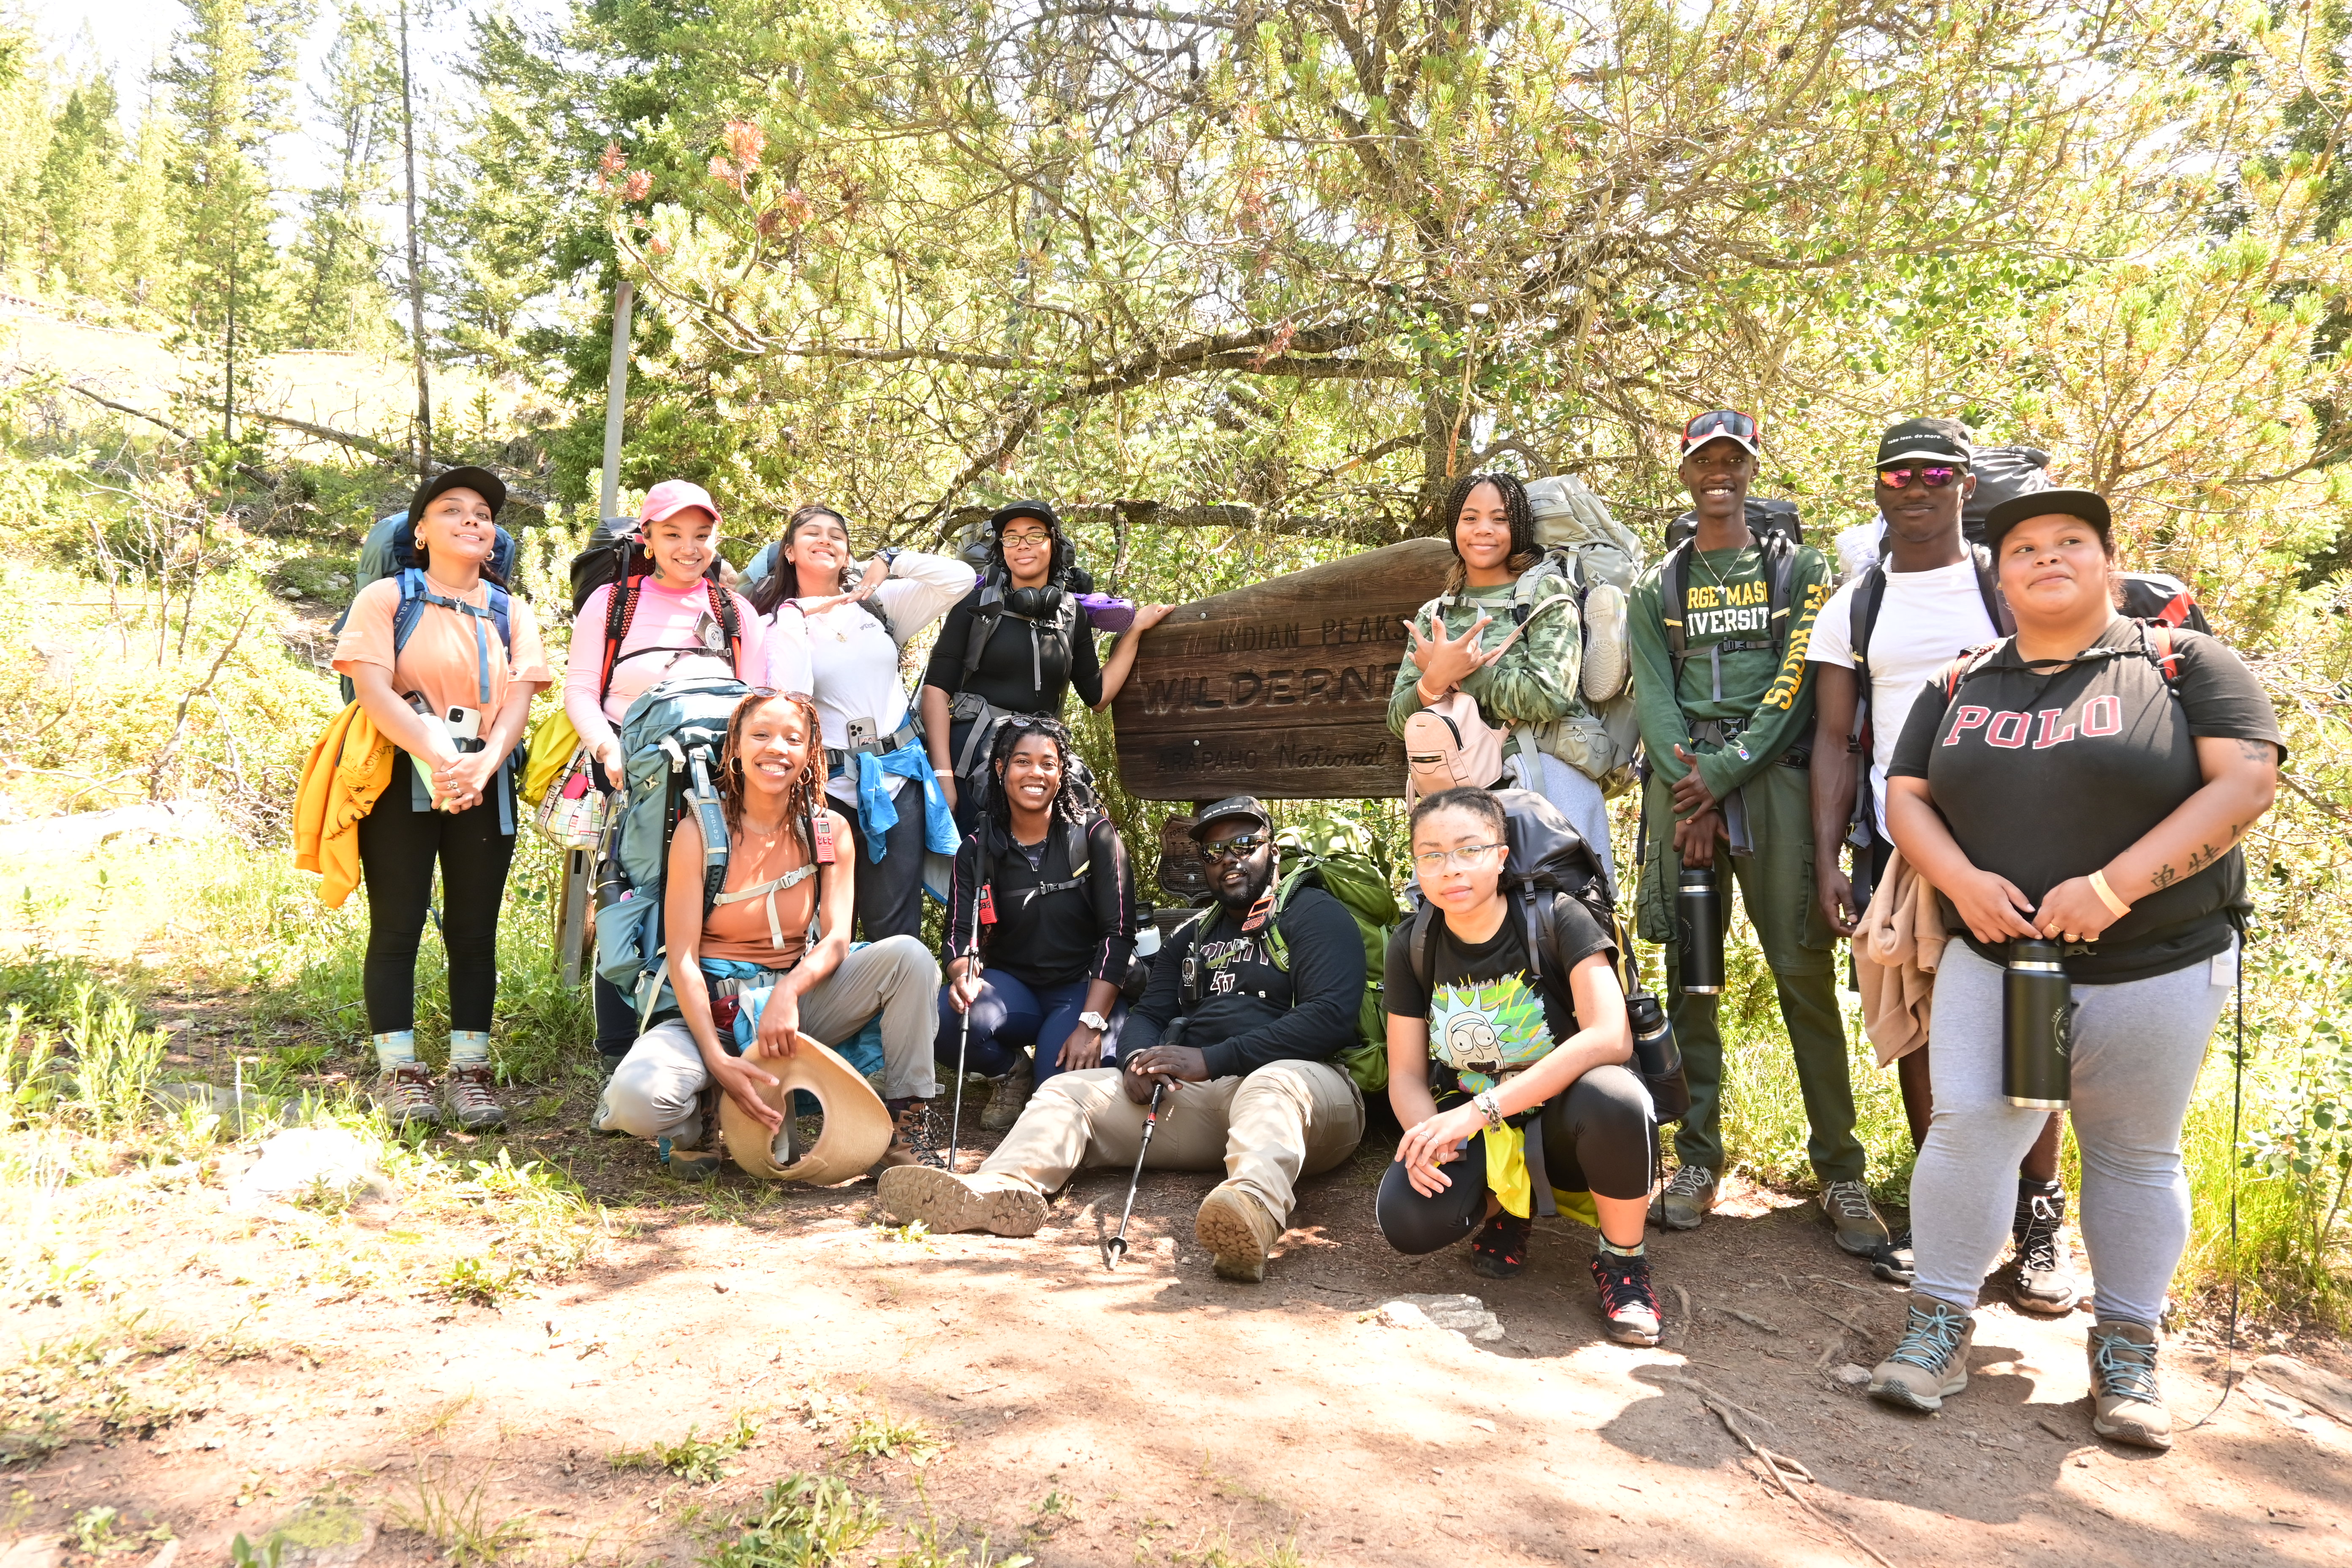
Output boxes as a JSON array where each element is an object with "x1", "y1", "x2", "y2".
[{"x1": 8, "y1": 1118, "x2": 2349, "y2": 1568}]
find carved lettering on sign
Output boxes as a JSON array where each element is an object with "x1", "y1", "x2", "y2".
[{"x1": 1110, "y1": 537, "x2": 1453, "y2": 800}]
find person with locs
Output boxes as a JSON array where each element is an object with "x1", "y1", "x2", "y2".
[
  {"x1": 1806, "y1": 419, "x2": 2076, "y2": 1305},
  {"x1": 935, "y1": 719, "x2": 1138, "y2": 1132},
  {"x1": 1867, "y1": 490, "x2": 2281, "y2": 1451},
  {"x1": 1374, "y1": 789, "x2": 1661, "y2": 1342},
  {"x1": 877, "y1": 797, "x2": 1367, "y2": 1283},
  {"x1": 332, "y1": 467, "x2": 553, "y2": 1130},
  {"x1": 593, "y1": 690, "x2": 945, "y2": 1176},
  {"x1": 751, "y1": 504, "x2": 966, "y2": 943},
  {"x1": 917, "y1": 500, "x2": 1169, "y2": 833},
  {"x1": 1629, "y1": 411, "x2": 1886, "y2": 1255},
  {"x1": 565, "y1": 480, "x2": 768, "y2": 1074},
  {"x1": 1388, "y1": 471, "x2": 1616, "y2": 887}
]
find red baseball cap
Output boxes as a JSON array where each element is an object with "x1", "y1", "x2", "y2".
[{"x1": 640, "y1": 479, "x2": 721, "y2": 528}]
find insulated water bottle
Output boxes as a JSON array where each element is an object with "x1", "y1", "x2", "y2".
[
  {"x1": 1676, "y1": 867, "x2": 1724, "y2": 994},
  {"x1": 1628, "y1": 991, "x2": 1690, "y2": 1123},
  {"x1": 2003, "y1": 939, "x2": 2074, "y2": 1109}
]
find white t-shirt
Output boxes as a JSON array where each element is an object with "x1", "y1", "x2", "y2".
[
  {"x1": 1808, "y1": 556, "x2": 2001, "y2": 836},
  {"x1": 761, "y1": 550, "x2": 974, "y2": 804}
]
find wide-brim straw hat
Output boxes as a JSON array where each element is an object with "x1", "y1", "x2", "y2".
[{"x1": 717, "y1": 1036, "x2": 894, "y2": 1183}]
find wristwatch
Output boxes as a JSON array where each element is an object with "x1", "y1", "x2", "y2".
[{"x1": 1078, "y1": 1010, "x2": 1110, "y2": 1032}]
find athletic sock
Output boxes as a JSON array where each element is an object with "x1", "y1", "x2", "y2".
[
  {"x1": 1597, "y1": 1236, "x2": 1647, "y2": 1261},
  {"x1": 448, "y1": 1030, "x2": 492, "y2": 1069},
  {"x1": 373, "y1": 1030, "x2": 419, "y2": 1075}
]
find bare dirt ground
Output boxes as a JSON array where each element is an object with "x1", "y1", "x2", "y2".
[{"x1": 8, "y1": 1062, "x2": 2350, "y2": 1568}]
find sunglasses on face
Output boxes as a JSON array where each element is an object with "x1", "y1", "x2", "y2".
[
  {"x1": 1878, "y1": 466, "x2": 1964, "y2": 489},
  {"x1": 1202, "y1": 834, "x2": 1270, "y2": 863}
]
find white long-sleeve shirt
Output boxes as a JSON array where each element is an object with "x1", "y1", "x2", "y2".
[{"x1": 762, "y1": 549, "x2": 974, "y2": 803}]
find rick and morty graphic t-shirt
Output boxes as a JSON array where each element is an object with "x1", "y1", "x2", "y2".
[{"x1": 1383, "y1": 898, "x2": 1617, "y2": 1094}]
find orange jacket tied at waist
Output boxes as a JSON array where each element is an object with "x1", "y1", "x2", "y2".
[{"x1": 292, "y1": 701, "x2": 395, "y2": 909}]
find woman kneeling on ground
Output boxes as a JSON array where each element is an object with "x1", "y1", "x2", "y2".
[
  {"x1": 1871, "y1": 490, "x2": 2281, "y2": 1450},
  {"x1": 593, "y1": 690, "x2": 945, "y2": 1175},
  {"x1": 1376, "y1": 787, "x2": 1661, "y2": 1345},
  {"x1": 334, "y1": 466, "x2": 552, "y2": 1130},
  {"x1": 938, "y1": 718, "x2": 1135, "y2": 1132}
]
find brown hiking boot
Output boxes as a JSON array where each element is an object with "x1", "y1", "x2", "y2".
[
  {"x1": 871, "y1": 1099, "x2": 944, "y2": 1175},
  {"x1": 443, "y1": 1064, "x2": 506, "y2": 1130},
  {"x1": 980, "y1": 1060, "x2": 1033, "y2": 1132},
  {"x1": 1195, "y1": 1184, "x2": 1282, "y2": 1283},
  {"x1": 877, "y1": 1166, "x2": 1046, "y2": 1236},
  {"x1": 2088, "y1": 1320, "x2": 2172, "y2": 1451},
  {"x1": 380, "y1": 1064, "x2": 440, "y2": 1130}
]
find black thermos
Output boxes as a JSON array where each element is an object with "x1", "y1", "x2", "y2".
[
  {"x1": 1676, "y1": 866, "x2": 1724, "y2": 994},
  {"x1": 1628, "y1": 991, "x2": 1691, "y2": 1123},
  {"x1": 2003, "y1": 939, "x2": 2074, "y2": 1109}
]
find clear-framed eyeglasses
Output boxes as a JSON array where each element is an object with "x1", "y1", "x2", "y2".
[{"x1": 1412, "y1": 843, "x2": 1506, "y2": 872}]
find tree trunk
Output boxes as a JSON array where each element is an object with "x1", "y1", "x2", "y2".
[{"x1": 398, "y1": 0, "x2": 432, "y2": 478}]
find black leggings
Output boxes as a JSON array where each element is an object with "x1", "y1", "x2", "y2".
[
  {"x1": 1376, "y1": 1064, "x2": 1657, "y2": 1254},
  {"x1": 841, "y1": 791, "x2": 930, "y2": 942},
  {"x1": 356, "y1": 771, "x2": 516, "y2": 1035}
]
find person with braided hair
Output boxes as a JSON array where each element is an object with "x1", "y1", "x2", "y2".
[
  {"x1": 929, "y1": 719, "x2": 1137, "y2": 1131},
  {"x1": 593, "y1": 690, "x2": 945, "y2": 1176}
]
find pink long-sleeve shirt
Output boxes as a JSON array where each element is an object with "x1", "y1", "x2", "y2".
[{"x1": 563, "y1": 578, "x2": 768, "y2": 760}]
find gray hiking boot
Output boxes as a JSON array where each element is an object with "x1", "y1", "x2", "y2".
[
  {"x1": 980, "y1": 1060, "x2": 1033, "y2": 1132},
  {"x1": 1820, "y1": 1179, "x2": 1889, "y2": 1256},
  {"x1": 1870, "y1": 1296, "x2": 1976, "y2": 1413},
  {"x1": 2088, "y1": 1320, "x2": 2172, "y2": 1451},
  {"x1": 2009, "y1": 1182, "x2": 2082, "y2": 1316},
  {"x1": 1650, "y1": 1164, "x2": 1716, "y2": 1230},
  {"x1": 877, "y1": 1165, "x2": 1047, "y2": 1236},
  {"x1": 380, "y1": 1064, "x2": 440, "y2": 1130},
  {"x1": 443, "y1": 1064, "x2": 506, "y2": 1130}
]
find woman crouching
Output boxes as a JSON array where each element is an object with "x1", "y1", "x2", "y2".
[
  {"x1": 593, "y1": 691, "x2": 944, "y2": 1176},
  {"x1": 1376, "y1": 787, "x2": 1663, "y2": 1345}
]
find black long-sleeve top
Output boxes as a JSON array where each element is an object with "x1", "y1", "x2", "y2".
[
  {"x1": 920, "y1": 587, "x2": 1103, "y2": 716},
  {"x1": 943, "y1": 813, "x2": 1135, "y2": 990},
  {"x1": 1124, "y1": 884, "x2": 1367, "y2": 1078}
]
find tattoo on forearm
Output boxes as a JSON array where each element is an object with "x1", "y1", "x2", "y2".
[
  {"x1": 2236, "y1": 739, "x2": 2274, "y2": 762},
  {"x1": 2187, "y1": 843, "x2": 2218, "y2": 872},
  {"x1": 2151, "y1": 863, "x2": 2179, "y2": 889}
]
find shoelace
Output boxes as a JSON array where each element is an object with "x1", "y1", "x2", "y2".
[
  {"x1": 2091, "y1": 1332, "x2": 2161, "y2": 1403},
  {"x1": 1663, "y1": 1164, "x2": 1713, "y2": 1198},
  {"x1": 1886, "y1": 1302, "x2": 1968, "y2": 1372},
  {"x1": 384, "y1": 1067, "x2": 436, "y2": 1115},
  {"x1": 1592, "y1": 1257, "x2": 1659, "y2": 1320},
  {"x1": 1824, "y1": 1180, "x2": 1877, "y2": 1221},
  {"x1": 446, "y1": 1067, "x2": 499, "y2": 1111},
  {"x1": 2015, "y1": 1194, "x2": 2065, "y2": 1271}
]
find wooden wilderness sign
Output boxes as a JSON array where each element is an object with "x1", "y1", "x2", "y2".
[{"x1": 1111, "y1": 537, "x2": 1454, "y2": 799}]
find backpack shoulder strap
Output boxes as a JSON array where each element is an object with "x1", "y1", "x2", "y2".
[
  {"x1": 1970, "y1": 545, "x2": 2015, "y2": 636},
  {"x1": 599, "y1": 573, "x2": 644, "y2": 702},
  {"x1": 1659, "y1": 542, "x2": 1693, "y2": 666},
  {"x1": 714, "y1": 583, "x2": 743, "y2": 668},
  {"x1": 1850, "y1": 563, "x2": 1886, "y2": 672},
  {"x1": 1938, "y1": 642, "x2": 2004, "y2": 702},
  {"x1": 1762, "y1": 531, "x2": 1799, "y2": 654},
  {"x1": 2142, "y1": 622, "x2": 2184, "y2": 695},
  {"x1": 1408, "y1": 901, "x2": 1440, "y2": 991},
  {"x1": 958, "y1": 576, "x2": 1005, "y2": 680},
  {"x1": 390, "y1": 566, "x2": 429, "y2": 659},
  {"x1": 485, "y1": 583, "x2": 513, "y2": 658}
]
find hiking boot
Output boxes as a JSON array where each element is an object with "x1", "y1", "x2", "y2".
[
  {"x1": 1650, "y1": 1164, "x2": 1716, "y2": 1230},
  {"x1": 1590, "y1": 1252, "x2": 1663, "y2": 1346},
  {"x1": 443, "y1": 1064, "x2": 506, "y2": 1130},
  {"x1": 2009, "y1": 1182, "x2": 2082, "y2": 1316},
  {"x1": 980, "y1": 1060, "x2": 1033, "y2": 1132},
  {"x1": 658, "y1": 1136, "x2": 723, "y2": 1182},
  {"x1": 1871, "y1": 1227, "x2": 1916, "y2": 1286},
  {"x1": 380, "y1": 1064, "x2": 440, "y2": 1130},
  {"x1": 876, "y1": 1165, "x2": 1046, "y2": 1236},
  {"x1": 1869, "y1": 1296, "x2": 1975, "y2": 1413},
  {"x1": 1195, "y1": 1183, "x2": 1282, "y2": 1283},
  {"x1": 1470, "y1": 1211, "x2": 1533, "y2": 1278},
  {"x1": 2088, "y1": 1320, "x2": 2172, "y2": 1451},
  {"x1": 1820, "y1": 1179, "x2": 1889, "y2": 1256},
  {"x1": 871, "y1": 1099, "x2": 944, "y2": 1175}
]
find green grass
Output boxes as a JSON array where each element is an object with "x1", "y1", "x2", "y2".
[
  {"x1": 610, "y1": 1412, "x2": 761, "y2": 1484},
  {"x1": 698, "y1": 1475, "x2": 882, "y2": 1568}
]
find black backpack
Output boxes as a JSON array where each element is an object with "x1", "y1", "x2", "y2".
[
  {"x1": 1656, "y1": 524, "x2": 1803, "y2": 701},
  {"x1": 953, "y1": 563, "x2": 1099, "y2": 685},
  {"x1": 568, "y1": 522, "x2": 745, "y2": 702},
  {"x1": 1663, "y1": 495, "x2": 1803, "y2": 553},
  {"x1": 1959, "y1": 445, "x2": 2054, "y2": 544}
]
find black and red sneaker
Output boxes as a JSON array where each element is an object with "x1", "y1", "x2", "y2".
[
  {"x1": 1590, "y1": 1251, "x2": 1663, "y2": 1346},
  {"x1": 1470, "y1": 1211, "x2": 1533, "y2": 1278}
]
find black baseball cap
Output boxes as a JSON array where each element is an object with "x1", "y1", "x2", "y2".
[
  {"x1": 1875, "y1": 419, "x2": 1973, "y2": 470},
  {"x1": 1189, "y1": 796, "x2": 1273, "y2": 842},
  {"x1": 987, "y1": 499, "x2": 1059, "y2": 534},
  {"x1": 1680, "y1": 409, "x2": 1761, "y2": 457},
  {"x1": 407, "y1": 465, "x2": 507, "y2": 523},
  {"x1": 1982, "y1": 487, "x2": 2111, "y2": 554}
]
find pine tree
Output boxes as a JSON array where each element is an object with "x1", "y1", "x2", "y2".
[
  {"x1": 0, "y1": 25, "x2": 51, "y2": 290},
  {"x1": 286, "y1": 1, "x2": 397, "y2": 350},
  {"x1": 36, "y1": 78, "x2": 127, "y2": 302},
  {"x1": 114, "y1": 90, "x2": 182, "y2": 322}
]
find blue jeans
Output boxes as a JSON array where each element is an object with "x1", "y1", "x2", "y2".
[{"x1": 935, "y1": 971, "x2": 1125, "y2": 1086}]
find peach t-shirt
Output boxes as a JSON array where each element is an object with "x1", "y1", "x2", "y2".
[
  {"x1": 332, "y1": 572, "x2": 554, "y2": 729},
  {"x1": 700, "y1": 825, "x2": 823, "y2": 967}
]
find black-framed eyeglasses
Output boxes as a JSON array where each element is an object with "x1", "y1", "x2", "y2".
[
  {"x1": 1877, "y1": 466, "x2": 1964, "y2": 489},
  {"x1": 1680, "y1": 409, "x2": 1759, "y2": 453},
  {"x1": 1001, "y1": 530, "x2": 1053, "y2": 547},
  {"x1": 1201, "y1": 834, "x2": 1270, "y2": 863}
]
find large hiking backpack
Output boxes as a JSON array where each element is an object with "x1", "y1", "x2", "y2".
[
  {"x1": 331, "y1": 510, "x2": 520, "y2": 704},
  {"x1": 567, "y1": 523, "x2": 747, "y2": 703},
  {"x1": 1521, "y1": 476, "x2": 1647, "y2": 788},
  {"x1": 1402, "y1": 789, "x2": 1687, "y2": 1123},
  {"x1": 1663, "y1": 496, "x2": 1804, "y2": 553},
  {"x1": 1960, "y1": 445, "x2": 2053, "y2": 546},
  {"x1": 592, "y1": 675, "x2": 759, "y2": 1019},
  {"x1": 1171, "y1": 832, "x2": 1402, "y2": 1094}
]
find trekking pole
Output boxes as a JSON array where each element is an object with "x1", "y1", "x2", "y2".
[
  {"x1": 1105, "y1": 1080, "x2": 1164, "y2": 1270},
  {"x1": 946, "y1": 877, "x2": 980, "y2": 1171}
]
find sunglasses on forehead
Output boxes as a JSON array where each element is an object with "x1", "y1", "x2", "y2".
[
  {"x1": 1877, "y1": 466, "x2": 1965, "y2": 489},
  {"x1": 1680, "y1": 410, "x2": 1759, "y2": 452}
]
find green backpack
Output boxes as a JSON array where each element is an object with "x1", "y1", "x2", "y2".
[{"x1": 1271, "y1": 839, "x2": 1402, "y2": 1094}]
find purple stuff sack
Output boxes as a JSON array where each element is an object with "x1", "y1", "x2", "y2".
[{"x1": 1077, "y1": 593, "x2": 1136, "y2": 633}]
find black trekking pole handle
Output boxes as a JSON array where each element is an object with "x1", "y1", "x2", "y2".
[{"x1": 1105, "y1": 1080, "x2": 1164, "y2": 1270}]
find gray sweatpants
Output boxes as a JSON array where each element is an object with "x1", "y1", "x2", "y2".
[
  {"x1": 1911, "y1": 939, "x2": 2233, "y2": 1326},
  {"x1": 593, "y1": 935, "x2": 942, "y2": 1143}
]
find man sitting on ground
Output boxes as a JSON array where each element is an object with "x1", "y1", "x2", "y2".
[{"x1": 878, "y1": 796, "x2": 1367, "y2": 1282}]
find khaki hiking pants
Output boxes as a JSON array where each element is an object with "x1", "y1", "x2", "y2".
[{"x1": 980, "y1": 1059, "x2": 1365, "y2": 1225}]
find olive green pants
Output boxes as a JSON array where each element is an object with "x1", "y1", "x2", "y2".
[{"x1": 1637, "y1": 759, "x2": 1863, "y2": 1186}]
